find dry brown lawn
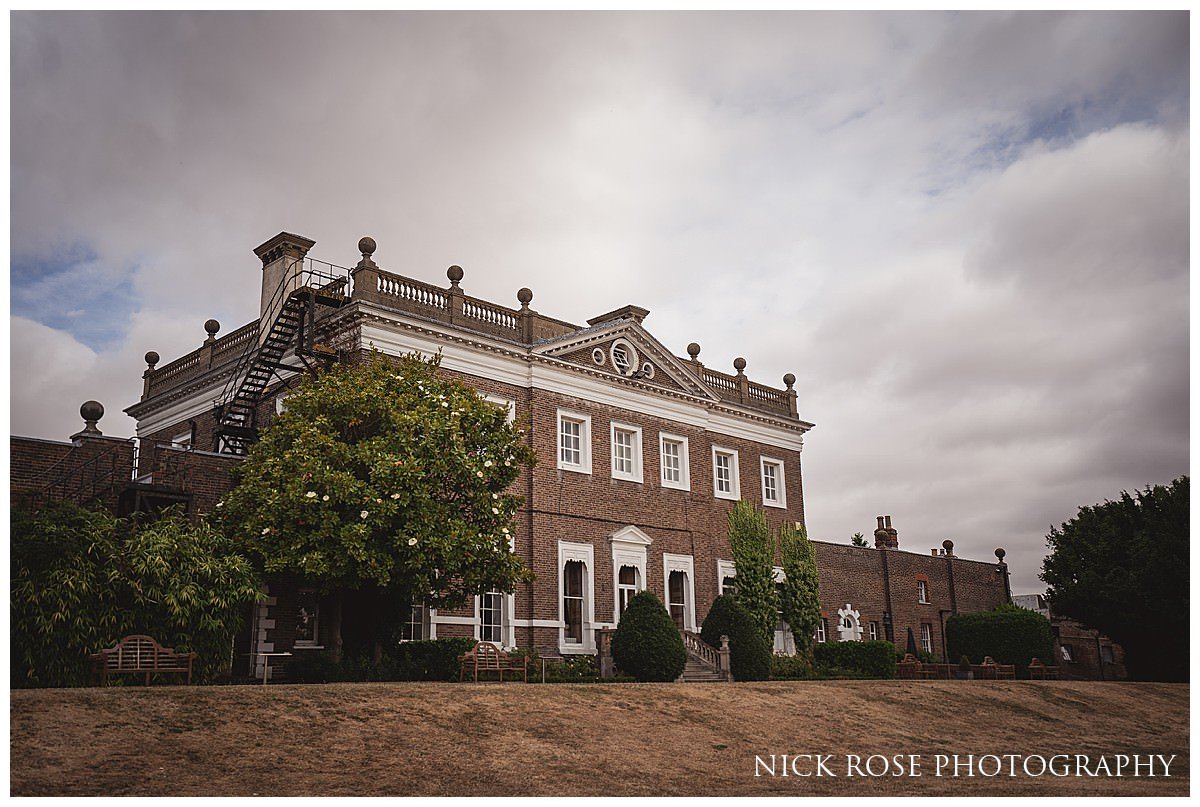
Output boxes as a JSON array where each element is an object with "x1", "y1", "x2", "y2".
[{"x1": 10, "y1": 680, "x2": 1188, "y2": 796}]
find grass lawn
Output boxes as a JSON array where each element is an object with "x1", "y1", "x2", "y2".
[{"x1": 10, "y1": 680, "x2": 1188, "y2": 796}]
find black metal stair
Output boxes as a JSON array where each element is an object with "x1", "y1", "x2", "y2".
[{"x1": 214, "y1": 262, "x2": 349, "y2": 456}]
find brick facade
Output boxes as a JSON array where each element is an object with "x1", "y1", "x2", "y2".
[{"x1": 14, "y1": 230, "x2": 1013, "y2": 679}]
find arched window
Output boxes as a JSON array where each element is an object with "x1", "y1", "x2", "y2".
[
  {"x1": 668, "y1": 570, "x2": 687, "y2": 629},
  {"x1": 563, "y1": 560, "x2": 585, "y2": 643},
  {"x1": 617, "y1": 565, "x2": 639, "y2": 617}
]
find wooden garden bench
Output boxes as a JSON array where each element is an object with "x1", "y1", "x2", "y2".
[
  {"x1": 1027, "y1": 657, "x2": 1060, "y2": 680},
  {"x1": 89, "y1": 635, "x2": 197, "y2": 686},
  {"x1": 458, "y1": 641, "x2": 527, "y2": 683}
]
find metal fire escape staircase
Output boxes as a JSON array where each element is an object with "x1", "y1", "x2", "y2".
[{"x1": 213, "y1": 260, "x2": 350, "y2": 456}]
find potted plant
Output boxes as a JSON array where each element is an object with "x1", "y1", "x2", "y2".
[{"x1": 956, "y1": 654, "x2": 973, "y2": 680}]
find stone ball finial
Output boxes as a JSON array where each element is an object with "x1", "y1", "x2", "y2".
[
  {"x1": 942, "y1": 539, "x2": 954, "y2": 553},
  {"x1": 358, "y1": 236, "x2": 376, "y2": 257},
  {"x1": 80, "y1": 400, "x2": 104, "y2": 424},
  {"x1": 733, "y1": 356, "x2": 747, "y2": 373},
  {"x1": 145, "y1": 351, "x2": 160, "y2": 368},
  {"x1": 783, "y1": 372, "x2": 796, "y2": 389},
  {"x1": 447, "y1": 265, "x2": 464, "y2": 286},
  {"x1": 995, "y1": 547, "x2": 1006, "y2": 561},
  {"x1": 204, "y1": 318, "x2": 221, "y2": 336},
  {"x1": 517, "y1": 287, "x2": 533, "y2": 306},
  {"x1": 686, "y1": 342, "x2": 701, "y2": 358}
]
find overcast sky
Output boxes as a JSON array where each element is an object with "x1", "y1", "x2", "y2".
[{"x1": 10, "y1": 11, "x2": 1189, "y2": 593}]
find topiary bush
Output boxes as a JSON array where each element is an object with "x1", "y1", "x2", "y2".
[
  {"x1": 701, "y1": 594, "x2": 772, "y2": 681},
  {"x1": 611, "y1": 591, "x2": 687, "y2": 682},
  {"x1": 814, "y1": 640, "x2": 897, "y2": 679},
  {"x1": 946, "y1": 603, "x2": 1054, "y2": 677}
]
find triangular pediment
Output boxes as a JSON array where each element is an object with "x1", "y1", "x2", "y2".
[
  {"x1": 533, "y1": 320, "x2": 720, "y2": 401},
  {"x1": 610, "y1": 525, "x2": 654, "y2": 547}
]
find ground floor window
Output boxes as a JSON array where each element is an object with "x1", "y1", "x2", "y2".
[
  {"x1": 920, "y1": 623, "x2": 933, "y2": 654},
  {"x1": 617, "y1": 565, "x2": 639, "y2": 617},
  {"x1": 401, "y1": 602, "x2": 428, "y2": 642},
  {"x1": 668, "y1": 570, "x2": 687, "y2": 629},
  {"x1": 869, "y1": 621, "x2": 878, "y2": 641},
  {"x1": 816, "y1": 618, "x2": 827, "y2": 643},
  {"x1": 564, "y1": 560, "x2": 585, "y2": 643},
  {"x1": 480, "y1": 591, "x2": 504, "y2": 643},
  {"x1": 295, "y1": 589, "x2": 320, "y2": 647}
]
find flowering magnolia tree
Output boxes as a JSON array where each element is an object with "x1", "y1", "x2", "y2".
[{"x1": 215, "y1": 351, "x2": 535, "y2": 619}]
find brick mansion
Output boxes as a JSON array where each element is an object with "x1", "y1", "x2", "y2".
[{"x1": 13, "y1": 231, "x2": 1013, "y2": 679}]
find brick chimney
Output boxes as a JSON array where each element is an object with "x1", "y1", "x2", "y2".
[
  {"x1": 874, "y1": 515, "x2": 899, "y2": 550},
  {"x1": 253, "y1": 232, "x2": 316, "y2": 343}
]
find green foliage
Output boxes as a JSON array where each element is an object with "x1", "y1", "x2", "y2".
[
  {"x1": 769, "y1": 654, "x2": 816, "y2": 680},
  {"x1": 727, "y1": 501, "x2": 777, "y2": 645},
  {"x1": 11, "y1": 503, "x2": 261, "y2": 687},
  {"x1": 701, "y1": 594, "x2": 772, "y2": 681},
  {"x1": 396, "y1": 638, "x2": 480, "y2": 681},
  {"x1": 287, "y1": 651, "x2": 347, "y2": 683},
  {"x1": 215, "y1": 351, "x2": 536, "y2": 612},
  {"x1": 850, "y1": 532, "x2": 868, "y2": 548},
  {"x1": 946, "y1": 604, "x2": 1054, "y2": 676},
  {"x1": 611, "y1": 591, "x2": 687, "y2": 682},
  {"x1": 778, "y1": 522, "x2": 821, "y2": 660},
  {"x1": 813, "y1": 640, "x2": 897, "y2": 679},
  {"x1": 1040, "y1": 477, "x2": 1188, "y2": 681}
]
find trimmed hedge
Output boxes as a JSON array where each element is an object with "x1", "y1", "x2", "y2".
[
  {"x1": 394, "y1": 638, "x2": 480, "y2": 681},
  {"x1": 286, "y1": 637, "x2": 479, "y2": 683},
  {"x1": 612, "y1": 591, "x2": 687, "y2": 682},
  {"x1": 814, "y1": 640, "x2": 897, "y2": 679},
  {"x1": 946, "y1": 603, "x2": 1054, "y2": 675},
  {"x1": 701, "y1": 594, "x2": 772, "y2": 681}
]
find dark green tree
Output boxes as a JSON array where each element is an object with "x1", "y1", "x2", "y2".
[
  {"x1": 727, "y1": 500, "x2": 777, "y2": 644},
  {"x1": 215, "y1": 351, "x2": 535, "y2": 657},
  {"x1": 701, "y1": 594, "x2": 771, "y2": 681},
  {"x1": 11, "y1": 503, "x2": 261, "y2": 686},
  {"x1": 946, "y1": 603, "x2": 1054, "y2": 676},
  {"x1": 1040, "y1": 476, "x2": 1188, "y2": 681},
  {"x1": 779, "y1": 522, "x2": 822, "y2": 660},
  {"x1": 612, "y1": 591, "x2": 687, "y2": 682},
  {"x1": 850, "y1": 532, "x2": 868, "y2": 548}
]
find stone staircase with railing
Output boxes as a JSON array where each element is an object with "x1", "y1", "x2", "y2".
[{"x1": 678, "y1": 629, "x2": 732, "y2": 683}]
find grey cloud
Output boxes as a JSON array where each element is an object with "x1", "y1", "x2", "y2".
[{"x1": 10, "y1": 11, "x2": 1188, "y2": 593}]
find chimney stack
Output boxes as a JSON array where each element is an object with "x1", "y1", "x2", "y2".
[
  {"x1": 874, "y1": 515, "x2": 899, "y2": 550},
  {"x1": 253, "y1": 232, "x2": 316, "y2": 343}
]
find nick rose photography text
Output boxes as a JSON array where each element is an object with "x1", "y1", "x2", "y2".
[{"x1": 753, "y1": 754, "x2": 1178, "y2": 779}]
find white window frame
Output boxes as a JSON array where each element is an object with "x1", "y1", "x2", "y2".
[
  {"x1": 837, "y1": 603, "x2": 862, "y2": 641},
  {"x1": 610, "y1": 422, "x2": 643, "y2": 483},
  {"x1": 920, "y1": 623, "x2": 933, "y2": 654},
  {"x1": 716, "y1": 559, "x2": 737, "y2": 595},
  {"x1": 760, "y1": 456, "x2": 787, "y2": 509},
  {"x1": 610, "y1": 525, "x2": 651, "y2": 625},
  {"x1": 558, "y1": 541, "x2": 595, "y2": 653},
  {"x1": 772, "y1": 566, "x2": 796, "y2": 655},
  {"x1": 276, "y1": 391, "x2": 292, "y2": 415},
  {"x1": 869, "y1": 621, "x2": 879, "y2": 641},
  {"x1": 712, "y1": 446, "x2": 740, "y2": 500},
  {"x1": 400, "y1": 602, "x2": 430, "y2": 643},
  {"x1": 294, "y1": 589, "x2": 322, "y2": 649},
  {"x1": 662, "y1": 553, "x2": 697, "y2": 632},
  {"x1": 478, "y1": 590, "x2": 508, "y2": 646},
  {"x1": 557, "y1": 410, "x2": 592, "y2": 474},
  {"x1": 816, "y1": 619, "x2": 827, "y2": 644},
  {"x1": 917, "y1": 579, "x2": 930, "y2": 604},
  {"x1": 171, "y1": 430, "x2": 192, "y2": 449},
  {"x1": 659, "y1": 432, "x2": 691, "y2": 491},
  {"x1": 480, "y1": 393, "x2": 516, "y2": 424}
]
